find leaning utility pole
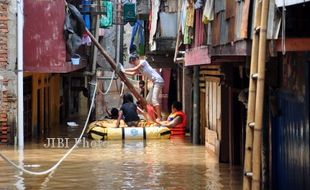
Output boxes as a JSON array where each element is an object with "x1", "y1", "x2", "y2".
[{"x1": 86, "y1": 29, "x2": 148, "y2": 110}]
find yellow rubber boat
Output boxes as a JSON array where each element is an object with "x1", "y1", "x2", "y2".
[{"x1": 87, "y1": 119, "x2": 171, "y2": 140}]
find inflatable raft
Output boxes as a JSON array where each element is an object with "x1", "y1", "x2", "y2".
[{"x1": 87, "y1": 119, "x2": 171, "y2": 140}]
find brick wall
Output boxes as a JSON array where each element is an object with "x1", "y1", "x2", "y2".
[
  {"x1": 0, "y1": 1, "x2": 16, "y2": 144},
  {"x1": 0, "y1": 1, "x2": 8, "y2": 69}
]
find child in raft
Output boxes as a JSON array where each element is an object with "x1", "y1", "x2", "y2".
[{"x1": 105, "y1": 107, "x2": 119, "y2": 119}]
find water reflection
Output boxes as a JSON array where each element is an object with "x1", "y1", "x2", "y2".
[
  {"x1": 0, "y1": 138, "x2": 242, "y2": 189},
  {"x1": 14, "y1": 149, "x2": 25, "y2": 190}
]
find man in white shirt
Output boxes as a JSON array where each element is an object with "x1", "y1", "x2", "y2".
[{"x1": 123, "y1": 54, "x2": 164, "y2": 121}]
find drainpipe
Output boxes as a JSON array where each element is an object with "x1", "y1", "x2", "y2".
[
  {"x1": 193, "y1": 66, "x2": 200, "y2": 144},
  {"x1": 17, "y1": 0, "x2": 24, "y2": 148},
  {"x1": 83, "y1": 0, "x2": 100, "y2": 76}
]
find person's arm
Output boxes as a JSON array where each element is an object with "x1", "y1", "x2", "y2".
[
  {"x1": 105, "y1": 107, "x2": 111, "y2": 117},
  {"x1": 123, "y1": 71, "x2": 136, "y2": 76},
  {"x1": 160, "y1": 116, "x2": 182, "y2": 128},
  {"x1": 115, "y1": 110, "x2": 123, "y2": 128},
  {"x1": 123, "y1": 63, "x2": 142, "y2": 76},
  {"x1": 137, "y1": 106, "x2": 154, "y2": 122}
]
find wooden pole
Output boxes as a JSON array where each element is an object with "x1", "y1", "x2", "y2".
[
  {"x1": 252, "y1": 0, "x2": 270, "y2": 189},
  {"x1": 86, "y1": 29, "x2": 148, "y2": 110},
  {"x1": 91, "y1": 3, "x2": 100, "y2": 75},
  {"x1": 193, "y1": 66, "x2": 200, "y2": 144},
  {"x1": 243, "y1": 0, "x2": 262, "y2": 189}
]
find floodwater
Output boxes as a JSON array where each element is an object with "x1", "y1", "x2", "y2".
[{"x1": 0, "y1": 123, "x2": 242, "y2": 190}]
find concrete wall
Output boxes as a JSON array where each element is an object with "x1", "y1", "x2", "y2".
[
  {"x1": 0, "y1": 0, "x2": 17, "y2": 144},
  {"x1": 97, "y1": 22, "x2": 135, "y2": 118}
]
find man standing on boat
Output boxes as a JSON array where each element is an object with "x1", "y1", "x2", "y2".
[{"x1": 122, "y1": 54, "x2": 164, "y2": 122}]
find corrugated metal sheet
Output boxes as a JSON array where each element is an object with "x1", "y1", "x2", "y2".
[
  {"x1": 219, "y1": 12, "x2": 228, "y2": 45},
  {"x1": 226, "y1": 0, "x2": 235, "y2": 19},
  {"x1": 271, "y1": 53, "x2": 310, "y2": 190},
  {"x1": 215, "y1": 0, "x2": 226, "y2": 13},
  {"x1": 194, "y1": 9, "x2": 205, "y2": 47},
  {"x1": 235, "y1": 1, "x2": 244, "y2": 40},
  {"x1": 227, "y1": 17, "x2": 235, "y2": 42},
  {"x1": 212, "y1": 13, "x2": 221, "y2": 45},
  {"x1": 207, "y1": 24, "x2": 212, "y2": 45},
  {"x1": 271, "y1": 92, "x2": 310, "y2": 189},
  {"x1": 267, "y1": 0, "x2": 281, "y2": 39}
]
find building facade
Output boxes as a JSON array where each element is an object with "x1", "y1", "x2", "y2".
[{"x1": 0, "y1": 0, "x2": 17, "y2": 144}]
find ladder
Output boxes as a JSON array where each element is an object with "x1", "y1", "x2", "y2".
[
  {"x1": 85, "y1": 29, "x2": 149, "y2": 110},
  {"x1": 243, "y1": 0, "x2": 270, "y2": 190}
]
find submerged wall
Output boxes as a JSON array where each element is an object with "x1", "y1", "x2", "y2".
[{"x1": 0, "y1": 0, "x2": 17, "y2": 144}]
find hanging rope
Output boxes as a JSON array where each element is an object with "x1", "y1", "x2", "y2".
[
  {"x1": 119, "y1": 81, "x2": 125, "y2": 96},
  {"x1": 115, "y1": 81, "x2": 125, "y2": 108},
  {"x1": 98, "y1": 71, "x2": 115, "y2": 95},
  {"x1": 0, "y1": 81, "x2": 98, "y2": 175}
]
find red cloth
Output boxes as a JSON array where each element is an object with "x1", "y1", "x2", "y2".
[{"x1": 146, "y1": 104, "x2": 156, "y2": 121}]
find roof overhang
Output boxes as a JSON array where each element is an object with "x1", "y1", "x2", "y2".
[{"x1": 275, "y1": 0, "x2": 310, "y2": 7}]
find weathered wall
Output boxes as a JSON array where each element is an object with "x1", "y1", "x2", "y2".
[
  {"x1": 97, "y1": 22, "x2": 135, "y2": 118},
  {"x1": 0, "y1": 0, "x2": 17, "y2": 144}
]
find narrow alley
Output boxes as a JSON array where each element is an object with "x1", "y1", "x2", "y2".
[{"x1": 0, "y1": 0, "x2": 309, "y2": 190}]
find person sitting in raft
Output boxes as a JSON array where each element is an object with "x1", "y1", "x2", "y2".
[
  {"x1": 115, "y1": 93, "x2": 140, "y2": 127},
  {"x1": 105, "y1": 107, "x2": 119, "y2": 119},
  {"x1": 158, "y1": 101, "x2": 186, "y2": 128}
]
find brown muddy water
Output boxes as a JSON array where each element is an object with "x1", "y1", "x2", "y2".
[{"x1": 0, "y1": 125, "x2": 242, "y2": 189}]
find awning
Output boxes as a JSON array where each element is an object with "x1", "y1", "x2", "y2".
[
  {"x1": 275, "y1": 0, "x2": 310, "y2": 7},
  {"x1": 184, "y1": 46, "x2": 211, "y2": 66}
]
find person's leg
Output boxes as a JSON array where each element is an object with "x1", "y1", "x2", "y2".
[
  {"x1": 154, "y1": 105, "x2": 161, "y2": 121},
  {"x1": 151, "y1": 83, "x2": 163, "y2": 120},
  {"x1": 146, "y1": 85, "x2": 154, "y2": 104}
]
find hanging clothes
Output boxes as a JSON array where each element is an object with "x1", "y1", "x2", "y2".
[
  {"x1": 64, "y1": 3, "x2": 86, "y2": 55},
  {"x1": 202, "y1": 0, "x2": 214, "y2": 24},
  {"x1": 149, "y1": 0, "x2": 160, "y2": 51},
  {"x1": 82, "y1": 0, "x2": 91, "y2": 29},
  {"x1": 82, "y1": 33, "x2": 92, "y2": 46},
  {"x1": 194, "y1": 0, "x2": 204, "y2": 9},
  {"x1": 130, "y1": 20, "x2": 145, "y2": 55},
  {"x1": 183, "y1": 25, "x2": 191, "y2": 45},
  {"x1": 100, "y1": 1, "x2": 113, "y2": 28},
  {"x1": 186, "y1": 0, "x2": 195, "y2": 27},
  {"x1": 183, "y1": 0, "x2": 194, "y2": 45},
  {"x1": 181, "y1": 0, "x2": 187, "y2": 34}
]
